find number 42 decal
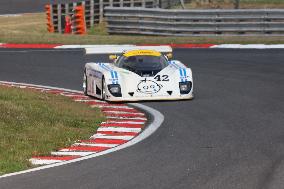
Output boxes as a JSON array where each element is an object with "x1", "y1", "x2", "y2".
[{"x1": 154, "y1": 75, "x2": 169, "y2": 82}]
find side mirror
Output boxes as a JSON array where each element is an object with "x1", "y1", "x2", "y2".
[
  {"x1": 166, "y1": 53, "x2": 173, "y2": 60},
  {"x1": 109, "y1": 55, "x2": 117, "y2": 61}
]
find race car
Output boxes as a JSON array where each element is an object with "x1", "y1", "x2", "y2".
[{"x1": 83, "y1": 48, "x2": 193, "y2": 102}]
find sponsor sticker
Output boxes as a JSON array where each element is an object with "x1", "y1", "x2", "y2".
[{"x1": 137, "y1": 79, "x2": 162, "y2": 94}]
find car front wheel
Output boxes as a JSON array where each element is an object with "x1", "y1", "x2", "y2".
[{"x1": 101, "y1": 77, "x2": 106, "y2": 100}]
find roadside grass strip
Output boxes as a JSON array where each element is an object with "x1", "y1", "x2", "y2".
[
  {"x1": 1, "y1": 13, "x2": 284, "y2": 45},
  {"x1": 0, "y1": 81, "x2": 146, "y2": 168}
]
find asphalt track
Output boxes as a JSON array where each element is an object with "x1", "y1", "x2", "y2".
[{"x1": 0, "y1": 48, "x2": 283, "y2": 189}]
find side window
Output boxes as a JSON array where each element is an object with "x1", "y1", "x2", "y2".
[
  {"x1": 116, "y1": 56, "x2": 124, "y2": 67},
  {"x1": 114, "y1": 56, "x2": 120, "y2": 64}
]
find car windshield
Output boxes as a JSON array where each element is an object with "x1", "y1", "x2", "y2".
[{"x1": 117, "y1": 55, "x2": 169, "y2": 77}]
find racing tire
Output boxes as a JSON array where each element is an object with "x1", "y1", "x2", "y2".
[
  {"x1": 101, "y1": 77, "x2": 106, "y2": 100},
  {"x1": 83, "y1": 71, "x2": 88, "y2": 96}
]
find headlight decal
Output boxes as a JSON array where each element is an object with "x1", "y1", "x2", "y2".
[
  {"x1": 179, "y1": 68, "x2": 187, "y2": 82},
  {"x1": 110, "y1": 71, "x2": 119, "y2": 84}
]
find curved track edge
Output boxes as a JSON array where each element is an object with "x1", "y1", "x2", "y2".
[{"x1": 0, "y1": 81, "x2": 164, "y2": 179}]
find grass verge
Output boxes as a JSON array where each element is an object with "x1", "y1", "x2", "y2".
[
  {"x1": 0, "y1": 13, "x2": 284, "y2": 45},
  {"x1": 0, "y1": 86, "x2": 104, "y2": 175}
]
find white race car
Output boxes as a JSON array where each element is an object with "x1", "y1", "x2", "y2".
[{"x1": 83, "y1": 48, "x2": 193, "y2": 102}]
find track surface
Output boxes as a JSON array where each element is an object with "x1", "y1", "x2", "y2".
[{"x1": 0, "y1": 49, "x2": 283, "y2": 189}]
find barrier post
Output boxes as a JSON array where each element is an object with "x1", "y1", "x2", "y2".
[
  {"x1": 65, "y1": 3, "x2": 69, "y2": 15},
  {"x1": 90, "y1": 0, "x2": 94, "y2": 27},
  {"x1": 109, "y1": 0, "x2": 113, "y2": 7},
  {"x1": 99, "y1": 0, "x2": 104, "y2": 23},
  {"x1": 142, "y1": 0, "x2": 146, "y2": 7},
  {"x1": 130, "y1": 0, "x2": 134, "y2": 7},
  {"x1": 57, "y1": 4, "x2": 62, "y2": 33}
]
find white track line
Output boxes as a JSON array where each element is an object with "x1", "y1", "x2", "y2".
[
  {"x1": 0, "y1": 14, "x2": 22, "y2": 17},
  {"x1": 90, "y1": 134, "x2": 134, "y2": 140},
  {"x1": 0, "y1": 81, "x2": 82, "y2": 94},
  {"x1": 211, "y1": 44, "x2": 284, "y2": 49},
  {"x1": 73, "y1": 143, "x2": 119, "y2": 148},
  {"x1": 92, "y1": 105, "x2": 130, "y2": 108},
  {"x1": 106, "y1": 116, "x2": 147, "y2": 120},
  {"x1": 75, "y1": 99, "x2": 105, "y2": 103},
  {"x1": 51, "y1": 151, "x2": 95, "y2": 156},
  {"x1": 29, "y1": 159, "x2": 63, "y2": 165},
  {"x1": 102, "y1": 121, "x2": 145, "y2": 124},
  {"x1": 97, "y1": 127, "x2": 141, "y2": 133},
  {"x1": 60, "y1": 93, "x2": 85, "y2": 97},
  {"x1": 103, "y1": 111, "x2": 144, "y2": 115},
  {"x1": 0, "y1": 81, "x2": 164, "y2": 179},
  {"x1": 102, "y1": 106, "x2": 133, "y2": 109}
]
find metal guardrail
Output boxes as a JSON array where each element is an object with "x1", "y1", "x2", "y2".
[{"x1": 105, "y1": 7, "x2": 284, "y2": 36}]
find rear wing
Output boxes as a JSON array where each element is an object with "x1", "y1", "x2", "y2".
[
  {"x1": 56, "y1": 45, "x2": 172, "y2": 54},
  {"x1": 86, "y1": 45, "x2": 172, "y2": 55}
]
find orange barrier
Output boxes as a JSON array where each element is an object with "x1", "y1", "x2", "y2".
[
  {"x1": 71, "y1": 5, "x2": 86, "y2": 35},
  {"x1": 45, "y1": 5, "x2": 54, "y2": 33}
]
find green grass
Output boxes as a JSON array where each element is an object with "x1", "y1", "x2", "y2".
[
  {"x1": 0, "y1": 86, "x2": 104, "y2": 175},
  {"x1": 0, "y1": 13, "x2": 284, "y2": 45}
]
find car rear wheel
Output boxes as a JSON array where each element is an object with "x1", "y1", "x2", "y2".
[{"x1": 83, "y1": 71, "x2": 88, "y2": 96}]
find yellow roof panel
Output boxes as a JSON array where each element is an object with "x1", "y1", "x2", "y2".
[{"x1": 123, "y1": 50, "x2": 161, "y2": 57}]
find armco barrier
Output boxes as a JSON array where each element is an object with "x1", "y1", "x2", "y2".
[
  {"x1": 105, "y1": 7, "x2": 284, "y2": 36},
  {"x1": 46, "y1": 0, "x2": 160, "y2": 34}
]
